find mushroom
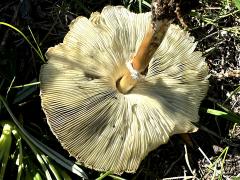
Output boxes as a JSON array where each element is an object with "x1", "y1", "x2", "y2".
[{"x1": 40, "y1": 4, "x2": 209, "y2": 175}]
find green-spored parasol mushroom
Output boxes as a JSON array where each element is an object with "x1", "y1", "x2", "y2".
[{"x1": 40, "y1": 0, "x2": 209, "y2": 175}]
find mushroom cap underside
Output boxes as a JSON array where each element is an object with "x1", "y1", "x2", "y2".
[{"x1": 40, "y1": 6, "x2": 209, "y2": 174}]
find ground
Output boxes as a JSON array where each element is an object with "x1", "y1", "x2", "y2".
[{"x1": 0, "y1": 0, "x2": 239, "y2": 179}]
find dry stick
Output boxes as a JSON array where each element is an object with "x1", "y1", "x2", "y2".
[{"x1": 118, "y1": 0, "x2": 176, "y2": 94}]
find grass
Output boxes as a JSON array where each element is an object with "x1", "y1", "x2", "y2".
[
  {"x1": 0, "y1": 0, "x2": 240, "y2": 179},
  {"x1": 0, "y1": 22, "x2": 45, "y2": 63},
  {"x1": 0, "y1": 95, "x2": 88, "y2": 179}
]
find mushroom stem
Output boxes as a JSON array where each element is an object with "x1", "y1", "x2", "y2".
[
  {"x1": 132, "y1": 19, "x2": 171, "y2": 73},
  {"x1": 117, "y1": 20, "x2": 171, "y2": 94},
  {"x1": 117, "y1": 0, "x2": 175, "y2": 94}
]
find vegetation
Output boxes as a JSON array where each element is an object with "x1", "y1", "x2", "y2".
[{"x1": 0, "y1": 0, "x2": 239, "y2": 179}]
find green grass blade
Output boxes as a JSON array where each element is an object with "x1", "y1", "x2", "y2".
[
  {"x1": 219, "y1": 146, "x2": 229, "y2": 179},
  {"x1": 109, "y1": 175, "x2": 127, "y2": 180},
  {"x1": 142, "y1": 1, "x2": 151, "y2": 8},
  {"x1": 12, "y1": 129, "x2": 24, "y2": 180},
  {"x1": 138, "y1": 0, "x2": 142, "y2": 13},
  {"x1": 206, "y1": 108, "x2": 240, "y2": 124},
  {"x1": 0, "y1": 95, "x2": 88, "y2": 179},
  {"x1": 0, "y1": 123, "x2": 12, "y2": 180},
  {"x1": 33, "y1": 172, "x2": 43, "y2": 180},
  {"x1": 54, "y1": 164, "x2": 72, "y2": 180},
  {"x1": 208, "y1": 146, "x2": 229, "y2": 176},
  {"x1": 0, "y1": 22, "x2": 45, "y2": 63},
  {"x1": 223, "y1": 86, "x2": 240, "y2": 105},
  {"x1": 35, "y1": 153, "x2": 53, "y2": 180},
  {"x1": 41, "y1": 155, "x2": 62, "y2": 180},
  {"x1": 6, "y1": 76, "x2": 15, "y2": 97},
  {"x1": 207, "y1": 109, "x2": 228, "y2": 116},
  {"x1": 27, "y1": 26, "x2": 44, "y2": 61},
  {"x1": 127, "y1": 0, "x2": 134, "y2": 10},
  {"x1": 11, "y1": 79, "x2": 39, "y2": 104},
  {"x1": 96, "y1": 171, "x2": 113, "y2": 180},
  {"x1": 233, "y1": 0, "x2": 240, "y2": 10},
  {"x1": 11, "y1": 82, "x2": 40, "y2": 89},
  {"x1": 12, "y1": 83, "x2": 37, "y2": 104}
]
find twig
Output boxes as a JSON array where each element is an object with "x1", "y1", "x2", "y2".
[
  {"x1": 184, "y1": 144, "x2": 195, "y2": 176},
  {"x1": 197, "y1": 146, "x2": 212, "y2": 165}
]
